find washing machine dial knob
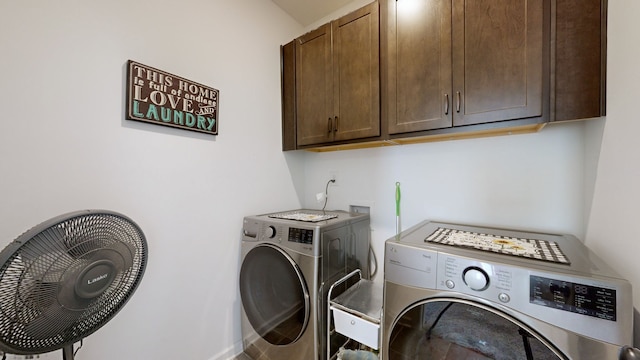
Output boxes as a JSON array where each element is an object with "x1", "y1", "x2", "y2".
[
  {"x1": 264, "y1": 225, "x2": 276, "y2": 239},
  {"x1": 463, "y1": 267, "x2": 489, "y2": 291}
]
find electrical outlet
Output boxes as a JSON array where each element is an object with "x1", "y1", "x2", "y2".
[
  {"x1": 329, "y1": 170, "x2": 338, "y2": 186},
  {"x1": 350, "y1": 205, "x2": 370, "y2": 214}
]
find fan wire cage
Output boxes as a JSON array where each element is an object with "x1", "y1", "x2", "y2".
[{"x1": 0, "y1": 210, "x2": 147, "y2": 359}]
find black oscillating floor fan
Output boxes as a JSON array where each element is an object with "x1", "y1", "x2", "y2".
[{"x1": 0, "y1": 210, "x2": 148, "y2": 360}]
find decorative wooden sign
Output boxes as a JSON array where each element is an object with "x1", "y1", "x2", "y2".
[{"x1": 126, "y1": 60, "x2": 219, "y2": 135}]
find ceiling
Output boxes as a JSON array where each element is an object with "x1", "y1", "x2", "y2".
[{"x1": 271, "y1": 0, "x2": 356, "y2": 26}]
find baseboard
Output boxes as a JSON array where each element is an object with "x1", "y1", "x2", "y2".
[{"x1": 209, "y1": 340, "x2": 243, "y2": 360}]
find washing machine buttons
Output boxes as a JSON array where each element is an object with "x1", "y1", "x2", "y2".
[
  {"x1": 264, "y1": 225, "x2": 276, "y2": 239},
  {"x1": 498, "y1": 293, "x2": 511, "y2": 303},
  {"x1": 462, "y1": 266, "x2": 490, "y2": 291},
  {"x1": 445, "y1": 280, "x2": 455, "y2": 289}
]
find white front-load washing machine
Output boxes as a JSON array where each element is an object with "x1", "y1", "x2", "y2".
[
  {"x1": 383, "y1": 220, "x2": 632, "y2": 360},
  {"x1": 239, "y1": 210, "x2": 370, "y2": 360}
]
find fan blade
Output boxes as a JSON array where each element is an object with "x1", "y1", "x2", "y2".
[
  {"x1": 23, "y1": 301, "x2": 85, "y2": 340},
  {"x1": 20, "y1": 225, "x2": 76, "y2": 283},
  {"x1": 21, "y1": 250, "x2": 76, "y2": 284},
  {"x1": 15, "y1": 249, "x2": 78, "y2": 319},
  {"x1": 22, "y1": 259, "x2": 93, "y2": 340}
]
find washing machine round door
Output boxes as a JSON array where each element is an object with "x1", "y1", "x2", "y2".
[
  {"x1": 239, "y1": 244, "x2": 310, "y2": 345},
  {"x1": 387, "y1": 299, "x2": 565, "y2": 360}
]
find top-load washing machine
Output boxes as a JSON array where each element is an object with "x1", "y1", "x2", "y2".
[
  {"x1": 383, "y1": 220, "x2": 632, "y2": 360},
  {"x1": 239, "y1": 209, "x2": 370, "y2": 360}
]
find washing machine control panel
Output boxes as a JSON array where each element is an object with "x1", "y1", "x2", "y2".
[
  {"x1": 242, "y1": 218, "x2": 319, "y2": 255},
  {"x1": 264, "y1": 225, "x2": 276, "y2": 238},
  {"x1": 529, "y1": 274, "x2": 617, "y2": 321},
  {"x1": 431, "y1": 252, "x2": 630, "y2": 345},
  {"x1": 435, "y1": 253, "x2": 620, "y2": 318},
  {"x1": 436, "y1": 254, "x2": 515, "y2": 300},
  {"x1": 288, "y1": 227, "x2": 314, "y2": 244},
  {"x1": 462, "y1": 266, "x2": 490, "y2": 291},
  {"x1": 385, "y1": 240, "x2": 632, "y2": 345}
]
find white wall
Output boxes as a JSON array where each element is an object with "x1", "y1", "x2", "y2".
[
  {"x1": 586, "y1": 0, "x2": 640, "y2": 347},
  {"x1": 0, "y1": 1, "x2": 303, "y2": 359},
  {"x1": 301, "y1": 122, "x2": 590, "y2": 283},
  {"x1": 304, "y1": 0, "x2": 374, "y2": 31}
]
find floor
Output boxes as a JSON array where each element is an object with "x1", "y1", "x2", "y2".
[
  {"x1": 233, "y1": 353, "x2": 253, "y2": 360},
  {"x1": 235, "y1": 303, "x2": 558, "y2": 360},
  {"x1": 235, "y1": 335, "x2": 555, "y2": 360},
  {"x1": 234, "y1": 335, "x2": 488, "y2": 360},
  {"x1": 388, "y1": 325, "x2": 492, "y2": 360},
  {"x1": 234, "y1": 339, "x2": 488, "y2": 360}
]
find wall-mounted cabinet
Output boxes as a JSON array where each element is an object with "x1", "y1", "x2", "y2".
[
  {"x1": 294, "y1": 2, "x2": 380, "y2": 147},
  {"x1": 280, "y1": 0, "x2": 607, "y2": 152},
  {"x1": 384, "y1": 0, "x2": 547, "y2": 135},
  {"x1": 281, "y1": 40, "x2": 296, "y2": 151},
  {"x1": 553, "y1": 0, "x2": 607, "y2": 121}
]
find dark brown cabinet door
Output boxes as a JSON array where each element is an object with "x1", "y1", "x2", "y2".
[
  {"x1": 383, "y1": 0, "x2": 546, "y2": 135},
  {"x1": 281, "y1": 41, "x2": 296, "y2": 151},
  {"x1": 296, "y1": 23, "x2": 333, "y2": 146},
  {"x1": 384, "y1": 0, "x2": 452, "y2": 134},
  {"x1": 332, "y1": 2, "x2": 380, "y2": 142},
  {"x1": 295, "y1": 2, "x2": 380, "y2": 147},
  {"x1": 553, "y1": 0, "x2": 606, "y2": 121},
  {"x1": 452, "y1": 0, "x2": 545, "y2": 126}
]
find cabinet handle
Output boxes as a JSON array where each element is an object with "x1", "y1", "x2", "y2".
[
  {"x1": 334, "y1": 116, "x2": 338, "y2": 132},
  {"x1": 328, "y1": 117, "x2": 333, "y2": 133},
  {"x1": 456, "y1": 91, "x2": 461, "y2": 113},
  {"x1": 444, "y1": 94, "x2": 449, "y2": 115}
]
